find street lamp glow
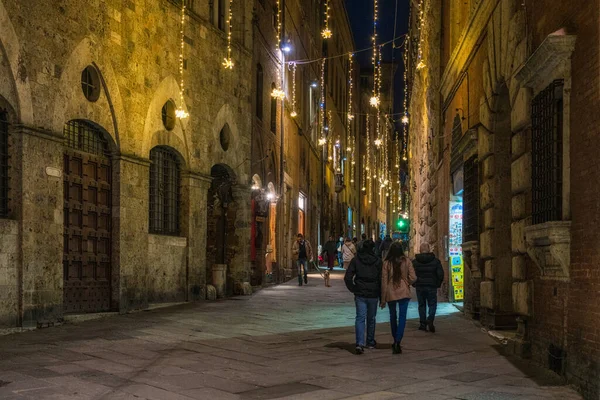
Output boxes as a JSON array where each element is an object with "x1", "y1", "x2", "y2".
[
  {"x1": 311, "y1": 81, "x2": 318, "y2": 88},
  {"x1": 370, "y1": 96, "x2": 380, "y2": 107},
  {"x1": 282, "y1": 43, "x2": 292, "y2": 53},
  {"x1": 402, "y1": 115, "x2": 409, "y2": 125}
]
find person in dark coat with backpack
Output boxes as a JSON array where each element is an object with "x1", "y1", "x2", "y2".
[
  {"x1": 344, "y1": 240, "x2": 383, "y2": 354},
  {"x1": 412, "y1": 243, "x2": 444, "y2": 332}
]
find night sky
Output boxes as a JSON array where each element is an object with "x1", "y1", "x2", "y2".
[{"x1": 345, "y1": 0, "x2": 410, "y2": 127}]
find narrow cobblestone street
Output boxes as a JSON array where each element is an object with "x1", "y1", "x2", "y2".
[{"x1": 0, "y1": 272, "x2": 582, "y2": 400}]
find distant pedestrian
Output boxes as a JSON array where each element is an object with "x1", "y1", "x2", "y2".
[
  {"x1": 356, "y1": 233, "x2": 367, "y2": 251},
  {"x1": 322, "y1": 236, "x2": 338, "y2": 271},
  {"x1": 344, "y1": 240, "x2": 382, "y2": 355},
  {"x1": 374, "y1": 237, "x2": 383, "y2": 258},
  {"x1": 341, "y1": 237, "x2": 357, "y2": 270},
  {"x1": 337, "y1": 236, "x2": 344, "y2": 267},
  {"x1": 412, "y1": 243, "x2": 444, "y2": 332},
  {"x1": 352, "y1": 237, "x2": 358, "y2": 246},
  {"x1": 292, "y1": 233, "x2": 313, "y2": 286},
  {"x1": 379, "y1": 235, "x2": 393, "y2": 259},
  {"x1": 380, "y1": 242, "x2": 416, "y2": 354}
]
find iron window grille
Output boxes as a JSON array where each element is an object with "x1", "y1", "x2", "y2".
[
  {"x1": 0, "y1": 109, "x2": 8, "y2": 217},
  {"x1": 532, "y1": 80, "x2": 564, "y2": 225},
  {"x1": 463, "y1": 156, "x2": 479, "y2": 243},
  {"x1": 64, "y1": 120, "x2": 109, "y2": 156},
  {"x1": 149, "y1": 147, "x2": 181, "y2": 235}
]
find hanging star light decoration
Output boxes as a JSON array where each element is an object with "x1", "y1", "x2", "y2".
[
  {"x1": 321, "y1": 0, "x2": 332, "y2": 38},
  {"x1": 222, "y1": 0, "x2": 234, "y2": 69},
  {"x1": 176, "y1": 2, "x2": 189, "y2": 119}
]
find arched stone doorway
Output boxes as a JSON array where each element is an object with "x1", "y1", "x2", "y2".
[
  {"x1": 63, "y1": 119, "x2": 116, "y2": 313},
  {"x1": 206, "y1": 164, "x2": 236, "y2": 296}
]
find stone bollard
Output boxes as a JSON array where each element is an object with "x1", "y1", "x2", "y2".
[
  {"x1": 206, "y1": 285, "x2": 217, "y2": 301},
  {"x1": 212, "y1": 264, "x2": 227, "y2": 298}
]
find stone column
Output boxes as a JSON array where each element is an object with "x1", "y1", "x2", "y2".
[
  {"x1": 231, "y1": 185, "x2": 252, "y2": 294},
  {"x1": 180, "y1": 171, "x2": 212, "y2": 301},
  {"x1": 112, "y1": 154, "x2": 150, "y2": 312},
  {"x1": 13, "y1": 125, "x2": 64, "y2": 327}
]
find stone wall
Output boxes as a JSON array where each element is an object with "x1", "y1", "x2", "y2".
[
  {"x1": 0, "y1": 219, "x2": 18, "y2": 326},
  {"x1": 0, "y1": 0, "x2": 253, "y2": 326},
  {"x1": 147, "y1": 235, "x2": 187, "y2": 303}
]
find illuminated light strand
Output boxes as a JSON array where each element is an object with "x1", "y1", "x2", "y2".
[
  {"x1": 222, "y1": 0, "x2": 234, "y2": 69},
  {"x1": 176, "y1": 2, "x2": 189, "y2": 119},
  {"x1": 347, "y1": 54, "x2": 354, "y2": 185},
  {"x1": 275, "y1": 0, "x2": 282, "y2": 50},
  {"x1": 319, "y1": 58, "x2": 326, "y2": 145},
  {"x1": 416, "y1": 0, "x2": 426, "y2": 70},
  {"x1": 370, "y1": 0, "x2": 380, "y2": 107},
  {"x1": 290, "y1": 63, "x2": 297, "y2": 117},
  {"x1": 366, "y1": 113, "x2": 372, "y2": 204},
  {"x1": 328, "y1": 110, "x2": 333, "y2": 161},
  {"x1": 321, "y1": 0, "x2": 332, "y2": 39}
]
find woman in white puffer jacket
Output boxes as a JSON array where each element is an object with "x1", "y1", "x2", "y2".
[{"x1": 341, "y1": 237, "x2": 357, "y2": 270}]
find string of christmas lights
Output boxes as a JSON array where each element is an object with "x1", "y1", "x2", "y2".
[
  {"x1": 347, "y1": 54, "x2": 355, "y2": 185},
  {"x1": 176, "y1": 2, "x2": 189, "y2": 119},
  {"x1": 322, "y1": 0, "x2": 332, "y2": 39},
  {"x1": 290, "y1": 63, "x2": 297, "y2": 117},
  {"x1": 416, "y1": 0, "x2": 426, "y2": 70},
  {"x1": 275, "y1": 0, "x2": 282, "y2": 50},
  {"x1": 222, "y1": 0, "x2": 234, "y2": 69},
  {"x1": 319, "y1": 58, "x2": 327, "y2": 146},
  {"x1": 328, "y1": 110, "x2": 333, "y2": 161},
  {"x1": 370, "y1": 0, "x2": 379, "y2": 107}
]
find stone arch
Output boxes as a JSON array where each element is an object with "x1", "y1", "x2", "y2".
[
  {"x1": 0, "y1": 0, "x2": 33, "y2": 124},
  {"x1": 142, "y1": 76, "x2": 190, "y2": 164},
  {"x1": 51, "y1": 37, "x2": 126, "y2": 152},
  {"x1": 479, "y1": 0, "x2": 528, "y2": 132}
]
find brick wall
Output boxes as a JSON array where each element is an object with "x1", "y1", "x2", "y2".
[{"x1": 526, "y1": 0, "x2": 600, "y2": 397}]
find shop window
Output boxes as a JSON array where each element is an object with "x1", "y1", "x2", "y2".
[
  {"x1": 149, "y1": 146, "x2": 181, "y2": 235},
  {"x1": 531, "y1": 80, "x2": 564, "y2": 225},
  {"x1": 256, "y1": 64, "x2": 264, "y2": 120},
  {"x1": 298, "y1": 193, "x2": 306, "y2": 235},
  {"x1": 0, "y1": 109, "x2": 8, "y2": 217}
]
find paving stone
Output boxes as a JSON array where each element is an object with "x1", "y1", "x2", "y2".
[
  {"x1": 457, "y1": 391, "x2": 526, "y2": 400},
  {"x1": 444, "y1": 371, "x2": 498, "y2": 383}
]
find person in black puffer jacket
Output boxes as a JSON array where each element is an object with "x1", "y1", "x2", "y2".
[
  {"x1": 412, "y1": 243, "x2": 444, "y2": 333},
  {"x1": 344, "y1": 240, "x2": 383, "y2": 354}
]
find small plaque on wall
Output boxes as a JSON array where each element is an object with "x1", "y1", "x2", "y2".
[{"x1": 45, "y1": 167, "x2": 62, "y2": 178}]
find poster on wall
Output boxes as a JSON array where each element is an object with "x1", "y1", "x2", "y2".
[{"x1": 449, "y1": 201, "x2": 464, "y2": 301}]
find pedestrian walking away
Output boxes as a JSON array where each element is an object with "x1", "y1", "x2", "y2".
[
  {"x1": 379, "y1": 234, "x2": 393, "y2": 260},
  {"x1": 344, "y1": 240, "x2": 382, "y2": 355},
  {"x1": 341, "y1": 237, "x2": 357, "y2": 270},
  {"x1": 412, "y1": 243, "x2": 444, "y2": 332},
  {"x1": 356, "y1": 233, "x2": 367, "y2": 252},
  {"x1": 380, "y1": 242, "x2": 416, "y2": 354},
  {"x1": 374, "y1": 237, "x2": 383, "y2": 258},
  {"x1": 322, "y1": 236, "x2": 338, "y2": 271},
  {"x1": 292, "y1": 233, "x2": 313, "y2": 286}
]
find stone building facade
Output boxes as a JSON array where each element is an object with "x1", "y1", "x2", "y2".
[
  {"x1": 407, "y1": 0, "x2": 600, "y2": 397},
  {"x1": 0, "y1": 0, "x2": 254, "y2": 327}
]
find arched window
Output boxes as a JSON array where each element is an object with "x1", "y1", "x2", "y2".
[
  {"x1": 256, "y1": 64, "x2": 264, "y2": 120},
  {"x1": 270, "y1": 83, "x2": 277, "y2": 133},
  {"x1": 0, "y1": 109, "x2": 8, "y2": 217},
  {"x1": 149, "y1": 146, "x2": 181, "y2": 235}
]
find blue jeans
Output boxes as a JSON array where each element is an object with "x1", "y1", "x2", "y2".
[
  {"x1": 297, "y1": 259, "x2": 308, "y2": 284},
  {"x1": 388, "y1": 298, "x2": 410, "y2": 343},
  {"x1": 355, "y1": 296, "x2": 378, "y2": 347},
  {"x1": 416, "y1": 287, "x2": 438, "y2": 324}
]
